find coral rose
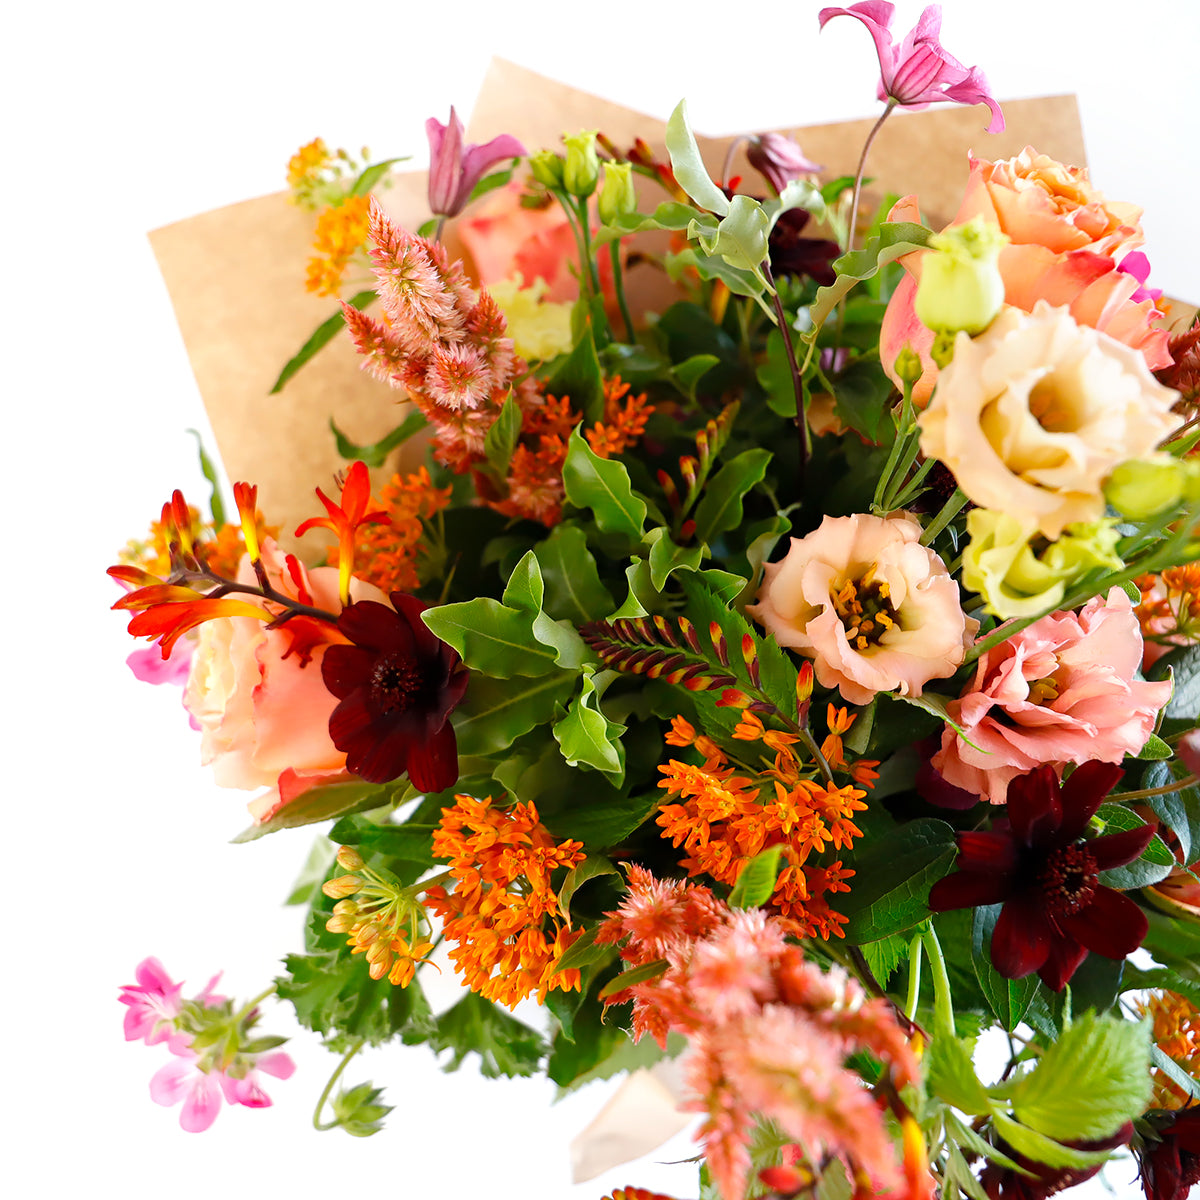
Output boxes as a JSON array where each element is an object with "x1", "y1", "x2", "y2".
[
  {"x1": 917, "y1": 303, "x2": 1181, "y2": 539},
  {"x1": 933, "y1": 587, "x2": 1172, "y2": 805},
  {"x1": 880, "y1": 147, "x2": 1171, "y2": 403},
  {"x1": 746, "y1": 513, "x2": 975, "y2": 706},
  {"x1": 184, "y1": 541, "x2": 388, "y2": 822}
]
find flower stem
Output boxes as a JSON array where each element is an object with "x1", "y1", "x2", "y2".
[
  {"x1": 905, "y1": 931, "x2": 924, "y2": 1024},
  {"x1": 919, "y1": 487, "x2": 968, "y2": 547},
  {"x1": 610, "y1": 242, "x2": 635, "y2": 343},
  {"x1": 1107, "y1": 774, "x2": 1198, "y2": 803},
  {"x1": 921, "y1": 923, "x2": 954, "y2": 1036},
  {"x1": 761, "y1": 259, "x2": 810, "y2": 489},
  {"x1": 231, "y1": 984, "x2": 277, "y2": 1029},
  {"x1": 313, "y1": 1040, "x2": 364, "y2": 1132},
  {"x1": 847, "y1": 101, "x2": 897, "y2": 254}
]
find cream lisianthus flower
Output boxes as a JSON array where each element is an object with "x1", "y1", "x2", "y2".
[
  {"x1": 918, "y1": 303, "x2": 1181, "y2": 539},
  {"x1": 485, "y1": 273, "x2": 574, "y2": 362},
  {"x1": 747, "y1": 513, "x2": 976, "y2": 707}
]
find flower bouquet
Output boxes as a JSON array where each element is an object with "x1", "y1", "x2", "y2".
[{"x1": 111, "y1": 5, "x2": 1200, "y2": 1198}]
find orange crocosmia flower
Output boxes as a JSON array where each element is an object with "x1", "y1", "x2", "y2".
[{"x1": 120, "y1": 594, "x2": 272, "y2": 658}]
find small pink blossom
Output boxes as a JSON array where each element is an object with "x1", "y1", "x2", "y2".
[
  {"x1": 746, "y1": 133, "x2": 822, "y2": 196},
  {"x1": 118, "y1": 957, "x2": 184, "y2": 1045},
  {"x1": 934, "y1": 587, "x2": 1173, "y2": 805},
  {"x1": 819, "y1": 3, "x2": 1004, "y2": 131},
  {"x1": 747, "y1": 513, "x2": 976, "y2": 706},
  {"x1": 425, "y1": 107, "x2": 524, "y2": 219},
  {"x1": 150, "y1": 1048, "x2": 225, "y2": 1133}
]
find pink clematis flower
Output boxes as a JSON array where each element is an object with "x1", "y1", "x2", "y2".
[
  {"x1": 118, "y1": 957, "x2": 184, "y2": 1045},
  {"x1": 425, "y1": 107, "x2": 525, "y2": 219},
  {"x1": 819, "y1": 3, "x2": 1004, "y2": 132}
]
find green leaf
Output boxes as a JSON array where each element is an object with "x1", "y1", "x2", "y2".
[
  {"x1": 1150, "y1": 644, "x2": 1200, "y2": 721},
  {"x1": 861, "y1": 932, "x2": 908, "y2": 987},
  {"x1": 1095, "y1": 803, "x2": 1175, "y2": 889},
  {"x1": 562, "y1": 426, "x2": 647, "y2": 544},
  {"x1": 545, "y1": 788, "x2": 665, "y2": 848},
  {"x1": 593, "y1": 200, "x2": 704, "y2": 248},
  {"x1": 839, "y1": 817, "x2": 957, "y2": 944},
  {"x1": 422, "y1": 597, "x2": 562, "y2": 677},
  {"x1": 729, "y1": 845, "x2": 784, "y2": 909},
  {"x1": 502, "y1": 550, "x2": 544, "y2": 613},
  {"x1": 452, "y1": 673, "x2": 577, "y2": 757},
  {"x1": 546, "y1": 326, "x2": 605, "y2": 424},
  {"x1": 599, "y1": 957, "x2": 669, "y2": 999},
  {"x1": 1138, "y1": 760, "x2": 1200, "y2": 864},
  {"x1": 927, "y1": 1030, "x2": 994, "y2": 1116},
  {"x1": 270, "y1": 290, "x2": 375, "y2": 393},
  {"x1": 533, "y1": 523, "x2": 615, "y2": 622},
  {"x1": 806, "y1": 222, "x2": 931, "y2": 334},
  {"x1": 991, "y1": 1113, "x2": 1115, "y2": 1171},
  {"x1": 552, "y1": 925, "x2": 617, "y2": 973},
  {"x1": 971, "y1": 904, "x2": 1040, "y2": 1030},
  {"x1": 349, "y1": 156, "x2": 409, "y2": 196},
  {"x1": 1136, "y1": 733, "x2": 1175, "y2": 761},
  {"x1": 431, "y1": 991, "x2": 545, "y2": 1078},
  {"x1": 467, "y1": 163, "x2": 517, "y2": 204},
  {"x1": 187, "y1": 429, "x2": 226, "y2": 527},
  {"x1": 553, "y1": 670, "x2": 627, "y2": 783},
  {"x1": 694, "y1": 194, "x2": 770, "y2": 273},
  {"x1": 688, "y1": 248, "x2": 769, "y2": 303},
  {"x1": 330, "y1": 408, "x2": 427, "y2": 467},
  {"x1": 830, "y1": 358, "x2": 893, "y2": 444},
  {"x1": 1005, "y1": 1011, "x2": 1152, "y2": 1142},
  {"x1": 665, "y1": 100, "x2": 730, "y2": 217},
  {"x1": 558, "y1": 855, "x2": 619, "y2": 927},
  {"x1": 231, "y1": 780, "x2": 393, "y2": 842},
  {"x1": 644, "y1": 525, "x2": 704, "y2": 591},
  {"x1": 1151, "y1": 1044, "x2": 1200, "y2": 1102},
  {"x1": 888, "y1": 689, "x2": 986, "y2": 753},
  {"x1": 328, "y1": 815, "x2": 435, "y2": 867},
  {"x1": 284, "y1": 836, "x2": 337, "y2": 906},
  {"x1": 483, "y1": 391, "x2": 522, "y2": 478},
  {"x1": 671, "y1": 353, "x2": 720, "y2": 402},
  {"x1": 692, "y1": 448, "x2": 772, "y2": 547}
]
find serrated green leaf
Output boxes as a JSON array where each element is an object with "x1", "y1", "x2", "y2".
[
  {"x1": 729, "y1": 845, "x2": 784, "y2": 908},
  {"x1": 558, "y1": 855, "x2": 619, "y2": 927},
  {"x1": 944, "y1": 1113, "x2": 1030, "y2": 1176},
  {"x1": 860, "y1": 931, "x2": 907, "y2": 987},
  {"x1": 330, "y1": 409, "x2": 427, "y2": 468},
  {"x1": 187, "y1": 429, "x2": 226, "y2": 527},
  {"x1": 547, "y1": 327, "x2": 605, "y2": 424},
  {"x1": 232, "y1": 780, "x2": 393, "y2": 842},
  {"x1": 270, "y1": 290, "x2": 375, "y2": 393},
  {"x1": 831, "y1": 357, "x2": 893, "y2": 443},
  {"x1": 452, "y1": 673, "x2": 577, "y2": 757},
  {"x1": 553, "y1": 671, "x2": 627, "y2": 783},
  {"x1": 991, "y1": 1113, "x2": 1115, "y2": 1171},
  {"x1": 692, "y1": 448, "x2": 772, "y2": 547},
  {"x1": 928, "y1": 1030, "x2": 994, "y2": 1116},
  {"x1": 483, "y1": 391, "x2": 522, "y2": 478},
  {"x1": 599, "y1": 957, "x2": 669, "y2": 999},
  {"x1": 562, "y1": 426, "x2": 647, "y2": 544},
  {"x1": 839, "y1": 817, "x2": 957, "y2": 944},
  {"x1": 1006, "y1": 1011, "x2": 1151, "y2": 1141},
  {"x1": 645, "y1": 525, "x2": 704, "y2": 591},
  {"x1": 422, "y1": 597, "x2": 561, "y2": 677},
  {"x1": 665, "y1": 100, "x2": 729, "y2": 217},
  {"x1": 534, "y1": 523, "x2": 615, "y2": 622},
  {"x1": 971, "y1": 904, "x2": 1041, "y2": 1030},
  {"x1": 431, "y1": 991, "x2": 545, "y2": 1078},
  {"x1": 349, "y1": 156, "x2": 409, "y2": 196},
  {"x1": 285, "y1": 835, "x2": 337, "y2": 905}
]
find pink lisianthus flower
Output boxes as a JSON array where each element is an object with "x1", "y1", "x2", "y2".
[
  {"x1": 118, "y1": 957, "x2": 184, "y2": 1045},
  {"x1": 425, "y1": 107, "x2": 525, "y2": 219},
  {"x1": 818, "y1": 3, "x2": 1004, "y2": 132},
  {"x1": 183, "y1": 540, "x2": 389, "y2": 822},
  {"x1": 149, "y1": 1043, "x2": 295, "y2": 1132},
  {"x1": 747, "y1": 513, "x2": 976, "y2": 706},
  {"x1": 934, "y1": 587, "x2": 1173, "y2": 805}
]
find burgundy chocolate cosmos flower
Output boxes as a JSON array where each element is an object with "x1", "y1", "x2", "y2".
[
  {"x1": 928, "y1": 762, "x2": 1155, "y2": 991},
  {"x1": 1139, "y1": 1107, "x2": 1200, "y2": 1200},
  {"x1": 321, "y1": 593, "x2": 468, "y2": 791}
]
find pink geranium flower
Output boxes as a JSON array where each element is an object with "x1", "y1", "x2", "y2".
[
  {"x1": 934, "y1": 587, "x2": 1173, "y2": 805},
  {"x1": 819, "y1": 3, "x2": 1004, "y2": 132},
  {"x1": 118, "y1": 957, "x2": 184, "y2": 1045}
]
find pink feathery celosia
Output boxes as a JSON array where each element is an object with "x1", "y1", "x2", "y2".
[{"x1": 934, "y1": 586, "x2": 1173, "y2": 805}]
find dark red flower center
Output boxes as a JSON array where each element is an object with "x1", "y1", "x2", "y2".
[
  {"x1": 1038, "y1": 844, "x2": 1099, "y2": 917},
  {"x1": 369, "y1": 652, "x2": 425, "y2": 714}
]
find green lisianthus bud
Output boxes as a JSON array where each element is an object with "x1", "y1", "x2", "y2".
[
  {"x1": 529, "y1": 150, "x2": 565, "y2": 190},
  {"x1": 893, "y1": 344, "x2": 923, "y2": 384},
  {"x1": 598, "y1": 161, "x2": 636, "y2": 224},
  {"x1": 562, "y1": 130, "x2": 600, "y2": 197},
  {"x1": 1104, "y1": 455, "x2": 1189, "y2": 519},
  {"x1": 930, "y1": 330, "x2": 957, "y2": 369},
  {"x1": 914, "y1": 216, "x2": 1008, "y2": 336}
]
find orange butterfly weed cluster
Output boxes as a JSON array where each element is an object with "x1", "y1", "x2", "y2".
[
  {"x1": 1137, "y1": 563, "x2": 1200, "y2": 667},
  {"x1": 305, "y1": 194, "x2": 372, "y2": 297},
  {"x1": 657, "y1": 703, "x2": 875, "y2": 940},
  {"x1": 424, "y1": 795, "x2": 586, "y2": 1008},
  {"x1": 1139, "y1": 989, "x2": 1200, "y2": 1109}
]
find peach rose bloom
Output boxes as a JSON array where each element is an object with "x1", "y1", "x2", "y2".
[
  {"x1": 934, "y1": 587, "x2": 1172, "y2": 805},
  {"x1": 918, "y1": 303, "x2": 1181, "y2": 539},
  {"x1": 184, "y1": 541, "x2": 388, "y2": 822},
  {"x1": 880, "y1": 147, "x2": 1171, "y2": 404},
  {"x1": 746, "y1": 513, "x2": 976, "y2": 706}
]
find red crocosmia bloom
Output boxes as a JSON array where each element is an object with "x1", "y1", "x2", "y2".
[
  {"x1": 321, "y1": 593, "x2": 468, "y2": 792},
  {"x1": 1139, "y1": 1106, "x2": 1200, "y2": 1200},
  {"x1": 928, "y1": 762, "x2": 1155, "y2": 991}
]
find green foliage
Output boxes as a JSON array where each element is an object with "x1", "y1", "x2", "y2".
[
  {"x1": 971, "y1": 905, "x2": 1040, "y2": 1031},
  {"x1": 271, "y1": 290, "x2": 375, "y2": 393},
  {"x1": 645, "y1": 525, "x2": 704, "y2": 590},
  {"x1": 330, "y1": 409, "x2": 427, "y2": 467},
  {"x1": 483, "y1": 391, "x2": 522, "y2": 477},
  {"x1": 431, "y1": 991, "x2": 545, "y2": 1078},
  {"x1": 927, "y1": 1028, "x2": 993, "y2": 1116},
  {"x1": 829, "y1": 357, "x2": 893, "y2": 444},
  {"x1": 452, "y1": 673, "x2": 578, "y2": 757},
  {"x1": 729, "y1": 845, "x2": 784, "y2": 909},
  {"x1": 691, "y1": 449, "x2": 772, "y2": 547},
  {"x1": 533, "y1": 523, "x2": 615, "y2": 622},
  {"x1": 1150, "y1": 643, "x2": 1200, "y2": 721},
  {"x1": 232, "y1": 779, "x2": 395, "y2": 842},
  {"x1": 187, "y1": 428, "x2": 226, "y2": 527},
  {"x1": 1095, "y1": 802, "x2": 1175, "y2": 889},
  {"x1": 839, "y1": 818, "x2": 957, "y2": 944},
  {"x1": 349, "y1": 156, "x2": 409, "y2": 196},
  {"x1": 557, "y1": 855, "x2": 619, "y2": 927},
  {"x1": 284, "y1": 836, "x2": 337, "y2": 906},
  {"x1": 547, "y1": 326, "x2": 605, "y2": 424},
  {"x1": 329, "y1": 1081, "x2": 392, "y2": 1137},
  {"x1": 860, "y1": 932, "x2": 909, "y2": 988},
  {"x1": 553, "y1": 670, "x2": 627, "y2": 784},
  {"x1": 562, "y1": 426, "x2": 648, "y2": 544}
]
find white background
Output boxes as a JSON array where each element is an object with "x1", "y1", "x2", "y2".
[{"x1": 6, "y1": 2, "x2": 1199, "y2": 1197}]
